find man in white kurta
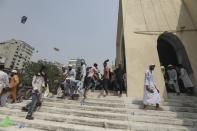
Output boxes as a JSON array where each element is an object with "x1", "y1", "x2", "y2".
[
  {"x1": 64, "y1": 65, "x2": 76, "y2": 96},
  {"x1": 167, "y1": 65, "x2": 180, "y2": 95},
  {"x1": 0, "y1": 64, "x2": 9, "y2": 106},
  {"x1": 179, "y1": 65, "x2": 194, "y2": 95},
  {"x1": 0, "y1": 66, "x2": 9, "y2": 94},
  {"x1": 143, "y1": 64, "x2": 161, "y2": 110},
  {"x1": 81, "y1": 62, "x2": 86, "y2": 83}
]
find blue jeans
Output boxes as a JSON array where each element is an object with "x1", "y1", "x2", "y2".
[{"x1": 26, "y1": 92, "x2": 40, "y2": 116}]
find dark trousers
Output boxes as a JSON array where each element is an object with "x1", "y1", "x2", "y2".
[
  {"x1": 26, "y1": 92, "x2": 40, "y2": 116},
  {"x1": 103, "y1": 79, "x2": 109, "y2": 95},
  {"x1": 84, "y1": 77, "x2": 93, "y2": 98},
  {"x1": 117, "y1": 80, "x2": 123, "y2": 95},
  {"x1": 186, "y1": 87, "x2": 194, "y2": 95}
]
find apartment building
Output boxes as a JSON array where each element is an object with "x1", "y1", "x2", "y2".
[{"x1": 0, "y1": 39, "x2": 34, "y2": 69}]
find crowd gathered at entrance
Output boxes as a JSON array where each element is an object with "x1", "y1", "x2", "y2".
[
  {"x1": 143, "y1": 63, "x2": 195, "y2": 111},
  {"x1": 161, "y1": 64, "x2": 194, "y2": 95}
]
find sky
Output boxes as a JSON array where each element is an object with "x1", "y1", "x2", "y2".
[{"x1": 0, "y1": 0, "x2": 119, "y2": 67}]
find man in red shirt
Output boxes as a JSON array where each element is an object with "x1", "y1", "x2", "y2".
[{"x1": 103, "y1": 61, "x2": 109, "y2": 96}]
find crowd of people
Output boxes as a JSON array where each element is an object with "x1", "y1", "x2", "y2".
[
  {"x1": 57, "y1": 60, "x2": 127, "y2": 100},
  {"x1": 161, "y1": 64, "x2": 194, "y2": 95},
  {"x1": 0, "y1": 60, "x2": 195, "y2": 120},
  {"x1": 0, "y1": 64, "x2": 19, "y2": 106},
  {"x1": 0, "y1": 60, "x2": 126, "y2": 120},
  {"x1": 143, "y1": 63, "x2": 195, "y2": 111}
]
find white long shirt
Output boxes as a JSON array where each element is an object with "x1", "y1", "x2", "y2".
[
  {"x1": 32, "y1": 75, "x2": 45, "y2": 93},
  {"x1": 81, "y1": 64, "x2": 86, "y2": 82},
  {"x1": 143, "y1": 69, "x2": 160, "y2": 105},
  {"x1": 0, "y1": 70, "x2": 9, "y2": 94},
  {"x1": 179, "y1": 68, "x2": 194, "y2": 88},
  {"x1": 81, "y1": 64, "x2": 86, "y2": 78},
  {"x1": 66, "y1": 69, "x2": 76, "y2": 81}
]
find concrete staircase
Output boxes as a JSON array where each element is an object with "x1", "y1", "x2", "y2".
[{"x1": 0, "y1": 93, "x2": 197, "y2": 131}]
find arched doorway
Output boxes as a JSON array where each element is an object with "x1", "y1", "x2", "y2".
[{"x1": 157, "y1": 32, "x2": 193, "y2": 93}]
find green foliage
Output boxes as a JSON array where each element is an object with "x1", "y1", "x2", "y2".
[{"x1": 20, "y1": 61, "x2": 63, "y2": 94}]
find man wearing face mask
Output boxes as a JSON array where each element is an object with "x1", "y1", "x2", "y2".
[{"x1": 22, "y1": 65, "x2": 48, "y2": 120}]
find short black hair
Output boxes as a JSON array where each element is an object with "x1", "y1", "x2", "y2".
[
  {"x1": 39, "y1": 65, "x2": 47, "y2": 72},
  {"x1": 177, "y1": 64, "x2": 183, "y2": 68},
  {"x1": 93, "y1": 63, "x2": 98, "y2": 67},
  {"x1": 0, "y1": 64, "x2": 4, "y2": 70}
]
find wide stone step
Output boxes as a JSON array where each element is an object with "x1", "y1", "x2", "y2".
[
  {"x1": 44, "y1": 98, "x2": 125, "y2": 108},
  {"x1": 130, "y1": 100, "x2": 197, "y2": 108},
  {"x1": 0, "y1": 114, "x2": 129, "y2": 131},
  {"x1": 43, "y1": 102, "x2": 126, "y2": 114},
  {"x1": 0, "y1": 126, "x2": 45, "y2": 131},
  {"x1": 129, "y1": 121, "x2": 197, "y2": 131},
  {"x1": 162, "y1": 101, "x2": 197, "y2": 108},
  {"x1": 128, "y1": 109, "x2": 197, "y2": 119},
  {"x1": 43, "y1": 101, "x2": 126, "y2": 113},
  {"x1": 79, "y1": 90, "x2": 127, "y2": 97},
  {"x1": 6, "y1": 104, "x2": 128, "y2": 121},
  {"x1": 168, "y1": 93, "x2": 197, "y2": 98},
  {"x1": 50, "y1": 96, "x2": 125, "y2": 103},
  {"x1": 165, "y1": 96, "x2": 197, "y2": 101},
  {"x1": 85, "y1": 97, "x2": 125, "y2": 103},
  {"x1": 124, "y1": 97, "x2": 197, "y2": 105},
  {"x1": 0, "y1": 108, "x2": 129, "y2": 130},
  {"x1": 129, "y1": 115, "x2": 195, "y2": 127},
  {"x1": 127, "y1": 103, "x2": 197, "y2": 113}
]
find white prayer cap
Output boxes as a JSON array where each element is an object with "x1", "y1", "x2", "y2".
[
  {"x1": 168, "y1": 64, "x2": 173, "y2": 68},
  {"x1": 149, "y1": 64, "x2": 155, "y2": 67},
  {"x1": 68, "y1": 64, "x2": 73, "y2": 67},
  {"x1": 11, "y1": 70, "x2": 17, "y2": 73}
]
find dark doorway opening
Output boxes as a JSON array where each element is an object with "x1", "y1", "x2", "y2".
[
  {"x1": 157, "y1": 32, "x2": 194, "y2": 93},
  {"x1": 157, "y1": 39, "x2": 178, "y2": 67}
]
